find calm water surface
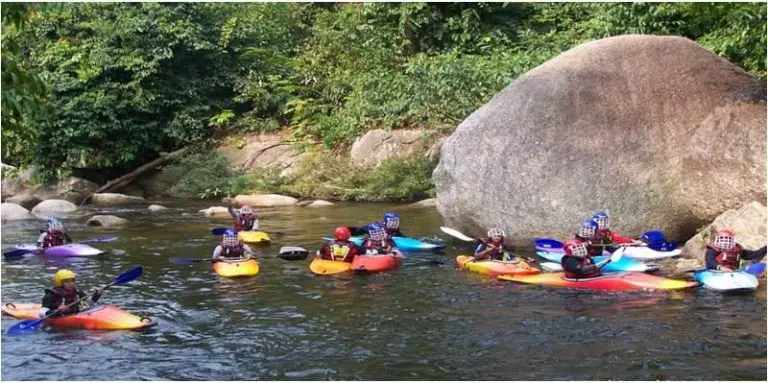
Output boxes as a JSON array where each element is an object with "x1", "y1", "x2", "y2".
[{"x1": 1, "y1": 201, "x2": 765, "y2": 380}]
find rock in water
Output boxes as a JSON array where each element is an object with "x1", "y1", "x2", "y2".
[
  {"x1": 1, "y1": 202, "x2": 36, "y2": 221},
  {"x1": 85, "y1": 215, "x2": 129, "y2": 227},
  {"x1": 433, "y1": 35, "x2": 766, "y2": 240}
]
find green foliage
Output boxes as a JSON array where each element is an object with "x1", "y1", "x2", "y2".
[
  {"x1": 365, "y1": 157, "x2": 437, "y2": 201},
  {"x1": 165, "y1": 151, "x2": 239, "y2": 199}
]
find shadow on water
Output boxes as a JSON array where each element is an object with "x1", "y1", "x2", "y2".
[{"x1": 1, "y1": 200, "x2": 766, "y2": 380}]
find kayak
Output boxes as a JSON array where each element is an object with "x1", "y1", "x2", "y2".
[
  {"x1": 278, "y1": 246, "x2": 309, "y2": 261},
  {"x1": 534, "y1": 238, "x2": 680, "y2": 260},
  {"x1": 309, "y1": 257, "x2": 352, "y2": 275},
  {"x1": 212, "y1": 258, "x2": 260, "y2": 278},
  {"x1": 694, "y1": 270, "x2": 759, "y2": 293},
  {"x1": 498, "y1": 272, "x2": 698, "y2": 291},
  {"x1": 14, "y1": 243, "x2": 105, "y2": 257},
  {"x1": 238, "y1": 231, "x2": 271, "y2": 244},
  {"x1": 351, "y1": 253, "x2": 403, "y2": 273},
  {"x1": 2, "y1": 303, "x2": 156, "y2": 330},
  {"x1": 322, "y1": 236, "x2": 444, "y2": 253},
  {"x1": 536, "y1": 251, "x2": 659, "y2": 273},
  {"x1": 456, "y1": 255, "x2": 540, "y2": 277}
]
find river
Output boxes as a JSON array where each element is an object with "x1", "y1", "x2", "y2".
[{"x1": 1, "y1": 200, "x2": 765, "y2": 380}]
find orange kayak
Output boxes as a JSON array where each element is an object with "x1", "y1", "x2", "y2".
[
  {"x1": 2, "y1": 303, "x2": 156, "y2": 330},
  {"x1": 498, "y1": 272, "x2": 698, "y2": 291},
  {"x1": 351, "y1": 253, "x2": 404, "y2": 273},
  {"x1": 456, "y1": 255, "x2": 540, "y2": 277},
  {"x1": 309, "y1": 257, "x2": 353, "y2": 275}
]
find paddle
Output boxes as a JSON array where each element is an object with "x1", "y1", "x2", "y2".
[
  {"x1": 211, "y1": 227, "x2": 289, "y2": 237},
  {"x1": 78, "y1": 236, "x2": 119, "y2": 244},
  {"x1": 540, "y1": 262, "x2": 563, "y2": 272},
  {"x1": 744, "y1": 262, "x2": 766, "y2": 276},
  {"x1": 440, "y1": 226, "x2": 536, "y2": 264},
  {"x1": 7, "y1": 265, "x2": 144, "y2": 335},
  {"x1": 535, "y1": 237, "x2": 677, "y2": 252},
  {"x1": 3, "y1": 248, "x2": 36, "y2": 259},
  {"x1": 169, "y1": 256, "x2": 214, "y2": 265}
]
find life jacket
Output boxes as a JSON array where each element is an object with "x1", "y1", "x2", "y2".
[
  {"x1": 45, "y1": 287, "x2": 82, "y2": 311},
  {"x1": 234, "y1": 216, "x2": 255, "y2": 231},
  {"x1": 362, "y1": 238, "x2": 394, "y2": 255},
  {"x1": 384, "y1": 227, "x2": 400, "y2": 237},
  {"x1": 325, "y1": 240, "x2": 356, "y2": 262},
  {"x1": 43, "y1": 231, "x2": 65, "y2": 248},
  {"x1": 561, "y1": 255, "x2": 598, "y2": 279},
  {"x1": 476, "y1": 239, "x2": 506, "y2": 260},
  {"x1": 709, "y1": 244, "x2": 743, "y2": 270},
  {"x1": 221, "y1": 245, "x2": 245, "y2": 258},
  {"x1": 574, "y1": 234, "x2": 604, "y2": 257}
]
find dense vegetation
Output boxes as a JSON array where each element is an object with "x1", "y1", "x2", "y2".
[{"x1": 3, "y1": 2, "x2": 765, "y2": 198}]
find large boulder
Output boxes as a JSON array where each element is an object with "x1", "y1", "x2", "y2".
[
  {"x1": 305, "y1": 199, "x2": 335, "y2": 208},
  {"x1": 233, "y1": 194, "x2": 298, "y2": 207},
  {"x1": 1, "y1": 202, "x2": 36, "y2": 221},
  {"x1": 5, "y1": 190, "x2": 43, "y2": 210},
  {"x1": 91, "y1": 193, "x2": 148, "y2": 207},
  {"x1": 199, "y1": 206, "x2": 231, "y2": 218},
  {"x1": 3, "y1": 176, "x2": 97, "y2": 206},
  {"x1": 148, "y1": 204, "x2": 168, "y2": 212},
  {"x1": 681, "y1": 201, "x2": 766, "y2": 259},
  {"x1": 85, "y1": 215, "x2": 129, "y2": 227},
  {"x1": 433, "y1": 35, "x2": 766, "y2": 241},
  {"x1": 350, "y1": 129, "x2": 444, "y2": 168},
  {"x1": 217, "y1": 132, "x2": 307, "y2": 176},
  {"x1": 30, "y1": 199, "x2": 79, "y2": 218},
  {"x1": 407, "y1": 198, "x2": 438, "y2": 209}
]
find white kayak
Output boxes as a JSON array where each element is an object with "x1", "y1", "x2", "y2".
[
  {"x1": 621, "y1": 246, "x2": 682, "y2": 261},
  {"x1": 694, "y1": 270, "x2": 759, "y2": 293}
]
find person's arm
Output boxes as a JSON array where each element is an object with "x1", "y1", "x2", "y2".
[
  {"x1": 228, "y1": 205, "x2": 238, "y2": 219},
  {"x1": 741, "y1": 246, "x2": 767, "y2": 261},
  {"x1": 704, "y1": 247, "x2": 719, "y2": 270},
  {"x1": 80, "y1": 288, "x2": 101, "y2": 303},
  {"x1": 251, "y1": 218, "x2": 259, "y2": 231},
  {"x1": 37, "y1": 233, "x2": 47, "y2": 247},
  {"x1": 609, "y1": 232, "x2": 635, "y2": 244},
  {"x1": 243, "y1": 245, "x2": 255, "y2": 257},
  {"x1": 562, "y1": 257, "x2": 602, "y2": 275},
  {"x1": 212, "y1": 246, "x2": 223, "y2": 259},
  {"x1": 63, "y1": 233, "x2": 73, "y2": 244},
  {"x1": 41, "y1": 290, "x2": 57, "y2": 313},
  {"x1": 473, "y1": 243, "x2": 492, "y2": 260}
]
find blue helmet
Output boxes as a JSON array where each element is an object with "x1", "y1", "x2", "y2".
[
  {"x1": 222, "y1": 229, "x2": 239, "y2": 247},
  {"x1": 592, "y1": 211, "x2": 610, "y2": 230},
  {"x1": 367, "y1": 222, "x2": 387, "y2": 241},
  {"x1": 383, "y1": 212, "x2": 400, "y2": 229},
  {"x1": 578, "y1": 218, "x2": 598, "y2": 238},
  {"x1": 641, "y1": 230, "x2": 667, "y2": 244}
]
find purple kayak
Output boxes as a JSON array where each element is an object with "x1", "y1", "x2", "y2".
[{"x1": 15, "y1": 243, "x2": 105, "y2": 257}]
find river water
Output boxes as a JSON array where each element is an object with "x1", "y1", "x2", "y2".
[{"x1": 1, "y1": 201, "x2": 765, "y2": 380}]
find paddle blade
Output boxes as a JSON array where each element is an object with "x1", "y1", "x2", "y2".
[
  {"x1": 745, "y1": 262, "x2": 766, "y2": 276},
  {"x1": 347, "y1": 226, "x2": 369, "y2": 236},
  {"x1": 534, "y1": 238, "x2": 564, "y2": 250},
  {"x1": 610, "y1": 247, "x2": 625, "y2": 263},
  {"x1": 211, "y1": 227, "x2": 232, "y2": 236},
  {"x1": 80, "y1": 236, "x2": 119, "y2": 244},
  {"x1": 439, "y1": 226, "x2": 474, "y2": 242},
  {"x1": 169, "y1": 257, "x2": 207, "y2": 265},
  {"x1": 3, "y1": 249, "x2": 33, "y2": 259},
  {"x1": 540, "y1": 262, "x2": 563, "y2": 272},
  {"x1": 7, "y1": 319, "x2": 44, "y2": 336},
  {"x1": 113, "y1": 266, "x2": 144, "y2": 285}
]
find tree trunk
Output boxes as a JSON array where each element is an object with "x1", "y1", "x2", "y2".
[{"x1": 79, "y1": 147, "x2": 191, "y2": 205}]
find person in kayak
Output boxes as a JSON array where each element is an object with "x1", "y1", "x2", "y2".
[
  {"x1": 573, "y1": 218, "x2": 607, "y2": 257},
  {"x1": 361, "y1": 223, "x2": 396, "y2": 254},
  {"x1": 40, "y1": 269, "x2": 103, "y2": 317},
  {"x1": 212, "y1": 229, "x2": 255, "y2": 261},
  {"x1": 592, "y1": 211, "x2": 637, "y2": 247},
  {"x1": 382, "y1": 212, "x2": 405, "y2": 237},
  {"x1": 561, "y1": 239, "x2": 610, "y2": 279},
  {"x1": 228, "y1": 204, "x2": 259, "y2": 231},
  {"x1": 37, "y1": 217, "x2": 73, "y2": 248},
  {"x1": 704, "y1": 229, "x2": 767, "y2": 271},
  {"x1": 473, "y1": 228, "x2": 517, "y2": 261},
  {"x1": 318, "y1": 226, "x2": 359, "y2": 262}
]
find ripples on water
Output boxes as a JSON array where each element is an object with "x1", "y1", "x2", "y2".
[{"x1": 1, "y1": 201, "x2": 765, "y2": 380}]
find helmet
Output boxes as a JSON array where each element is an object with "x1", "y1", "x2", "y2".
[
  {"x1": 333, "y1": 226, "x2": 351, "y2": 241},
  {"x1": 47, "y1": 217, "x2": 64, "y2": 233},
  {"x1": 487, "y1": 228, "x2": 506, "y2": 238},
  {"x1": 578, "y1": 219, "x2": 598, "y2": 238},
  {"x1": 54, "y1": 269, "x2": 76, "y2": 287},
  {"x1": 714, "y1": 229, "x2": 735, "y2": 250},
  {"x1": 383, "y1": 212, "x2": 400, "y2": 229},
  {"x1": 564, "y1": 239, "x2": 588, "y2": 258},
  {"x1": 222, "y1": 229, "x2": 240, "y2": 247},
  {"x1": 367, "y1": 222, "x2": 387, "y2": 241},
  {"x1": 240, "y1": 205, "x2": 253, "y2": 216},
  {"x1": 593, "y1": 211, "x2": 610, "y2": 230},
  {"x1": 641, "y1": 230, "x2": 667, "y2": 244}
]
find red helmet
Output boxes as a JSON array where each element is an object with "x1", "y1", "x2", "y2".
[
  {"x1": 564, "y1": 239, "x2": 588, "y2": 258},
  {"x1": 714, "y1": 229, "x2": 735, "y2": 250},
  {"x1": 333, "y1": 226, "x2": 351, "y2": 241}
]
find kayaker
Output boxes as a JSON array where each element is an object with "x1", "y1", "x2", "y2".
[
  {"x1": 592, "y1": 211, "x2": 637, "y2": 248},
  {"x1": 228, "y1": 204, "x2": 259, "y2": 231},
  {"x1": 40, "y1": 269, "x2": 103, "y2": 317},
  {"x1": 382, "y1": 212, "x2": 406, "y2": 237},
  {"x1": 704, "y1": 229, "x2": 767, "y2": 272},
  {"x1": 317, "y1": 226, "x2": 359, "y2": 262},
  {"x1": 573, "y1": 218, "x2": 606, "y2": 256},
  {"x1": 212, "y1": 229, "x2": 255, "y2": 261},
  {"x1": 474, "y1": 228, "x2": 516, "y2": 261},
  {"x1": 36, "y1": 217, "x2": 73, "y2": 248},
  {"x1": 561, "y1": 239, "x2": 609, "y2": 279},
  {"x1": 361, "y1": 223, "x2": 397, "y2": 254}
]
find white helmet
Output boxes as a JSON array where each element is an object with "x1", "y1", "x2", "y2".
[
  {"x1": 713, "y1": 229, "x2": 735, "y2": 250},
  {"x1": 487, "y1": 228, "x2": 505, "y2": 238}
]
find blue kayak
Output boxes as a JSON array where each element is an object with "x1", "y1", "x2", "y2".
[
  {"x1": 536, "y1": 251, "x2": 659, "y2": 273},
  {"x1": 694, "y1": 270, "x2": 759, "y2": 293},
  {"x1": 322, "y1": 236, "x2": 444, "y2": 253}
]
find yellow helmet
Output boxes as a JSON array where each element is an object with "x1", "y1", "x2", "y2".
[{"x1": 53, "y1": 269, "x2": 77, "y2": 287}]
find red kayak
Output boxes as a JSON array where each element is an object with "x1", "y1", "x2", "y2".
[{"x1": 351, "y1": 252, "x2": 403, "y2": 273}]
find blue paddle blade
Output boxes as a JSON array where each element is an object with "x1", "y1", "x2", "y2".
[
  {"x1": 745, "y1": 262, "x2": 766, "y2": 276},
  {"x1": 7, "y1": 319, "x2": 44, "y2": 336},
  {"x1": 534, "y1": 238, "x2": 563, "y2": 250},
  {"x1": 641, "y1": 230, "x2": 668, "y2": 243},
  {"x1": 3, "y1": 249, "x2": 33, "y2": 258},
  {"x1": 169, "y1": 257, "x2": 208, "y2": 265},
  {"x1": 211, "y1": 227, "x2": 233, "y2": 236},
  {"x1": 114, "y1": 265, "x2": 144, "y2": 285}
]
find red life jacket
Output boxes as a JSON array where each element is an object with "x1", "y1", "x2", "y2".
[
  {"x1": 221, "y1": 245, "x2": 245, "y2": 258},
  {"x1": 321, "y1": 240, "x2": 357, "y2": 262},
  {"x1": 234, "y1": 216, "x2": 255, "y2": 231},
  {"x1": 476, "y1": 238, "x2": 505, "y2": 260},
  {"x1": 43, "y1": 231, "x2": 65, "y2": 248},
  {"x1": 575, "y1": 234, "x2": 604, "y2": 257},
  {"x1": 709, "y1": 244, "x2": 743, "y2": 269},
  {"x1": 46, "y1": 287, "x2": 80, "y2": 308},
  {"x1": 561, "y1": 255, "x2": 599, "y2": 279},
  {"x1": 362, "y1": 238, "x2": 394, "y2": 254}
]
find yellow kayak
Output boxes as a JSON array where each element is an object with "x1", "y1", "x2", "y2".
[
  {"x1": 213, "y1": 258, "x2": 260, "y2": 278},
  {"x1": 456, "y1": 255, "x2": 540, "y2": 277},
  {"x1": 309, "y1": 257, "x2": 352, "y2": 275},
  {"x1": 238, "y1": 231, "x2": 271, "y2": 244}
]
